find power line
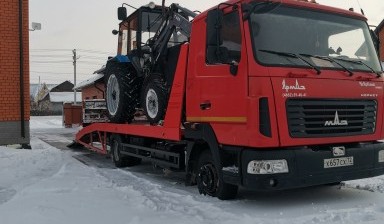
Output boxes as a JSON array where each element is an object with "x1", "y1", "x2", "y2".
[
  {"x1": 80, "y1": 55, "x2": 109, "y2": 60},
  {"x1": 77, "y1": 49, "x2": 115, "y2": 55},
  {"x1": 30, "y1": 71, "x2": 90, "y2": 75},
  {"x1": 30, "y1": 49, "x2": 73, "y2": 52},
  {"x1": 30, "y1": 55, "x2": 72, "y2": 58},
  {"x1": 76, "y1": 60, "x2": 105, "y2": 64},
  {"x1": 30, "y1": 48, "x2": 113, "y2": 54},
  {"x1": 31, "y1": 60, "x2": 73, "y2": 63}
]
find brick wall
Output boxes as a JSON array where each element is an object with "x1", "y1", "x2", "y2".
[
  {"x1": 82, "y1": 83, "x2": 105, "y2": 101},
  {"x1": 379, "y1": 27, "x2": 384, "y2": 62},
  {"x1": 0, "y1": 0, "x2": 30, "y2": 145}
]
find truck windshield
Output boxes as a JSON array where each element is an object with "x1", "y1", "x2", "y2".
[{"x1": 249, "y1": 6, "x2": 382, "y2": 73}]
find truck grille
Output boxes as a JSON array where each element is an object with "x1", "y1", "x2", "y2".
[{"x1": 286, "y1": 99, "x2": 377, "y2": 138}]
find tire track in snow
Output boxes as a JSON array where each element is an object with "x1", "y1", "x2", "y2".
[
  {"x1": 74, "y1": 156, "x2": 384, "y2": 224},
  {"x1": 0, "y1": 188, "x2": 17, "y2": 205},
  {"x1": 94, "y1": 167, "x2": 251, "y2": 224}
]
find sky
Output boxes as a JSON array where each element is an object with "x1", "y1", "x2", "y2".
[{"x1": 29, "y1": 0, "x2": 384, "y2": 84}]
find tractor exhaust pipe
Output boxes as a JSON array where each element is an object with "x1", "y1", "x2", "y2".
[{"x1": 162, "y1": 0, "x2": 166, "y2": 15}]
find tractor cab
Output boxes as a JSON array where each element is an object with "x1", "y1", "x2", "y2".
[{"x1": 115, "y1": 4, "x2": 163, "y2": 56}]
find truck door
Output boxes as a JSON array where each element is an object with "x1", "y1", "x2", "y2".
[{"x1": 187, "y1": 7, "x2": 249, "y2": 145}]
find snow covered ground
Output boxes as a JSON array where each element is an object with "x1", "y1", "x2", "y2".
[{"x1": 1, "y1": 116, "x2": 384, "y2": 224}]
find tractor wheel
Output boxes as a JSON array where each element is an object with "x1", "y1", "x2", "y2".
[
  {"x1": 110, "y1": 134, "x2": 141, "y2": 168},
  {"x1": 105, "y1": 64, "x2": 141, "y2": 123},
  {"x1": 196, "y1": 150, "x2": 238, "y2": 200},
  {"x1": 141, "y1": 74, "x2": 168, "y2": 124}
]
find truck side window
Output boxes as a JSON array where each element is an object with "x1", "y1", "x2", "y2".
[
  {"x1": 221, "y1": 11, "x2": 242, "y2": 62},
  {"x1": 206, "y1": 10, "x2": 242, "y2": 64}
]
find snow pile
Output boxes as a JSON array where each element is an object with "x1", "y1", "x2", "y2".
[
  {"x1": 344, "y1": 177, "x2": 384, "y2": 193},
  {"x1": 1, "y1": 116, "x2": 384, "y2": 224},
  {"x1": 30, "y1": 116, "x2": 63, "y2": 129}
]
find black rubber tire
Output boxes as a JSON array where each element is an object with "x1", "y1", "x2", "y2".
[
  {"x1": 196, "y1": 150, "x2": 238, "y2": 200},
  {"x1": 110, "y1": 135, "x2": 141, "y2": 168},
  {"x1": 141, "y1": 74, "x2": 168, "y2": 124},
  {"x1": 325, "y1": 182, "x2": 342, "y2": 186},
  {"x1": 105, "y1": 64, "x2": 142, "y2": 123}
]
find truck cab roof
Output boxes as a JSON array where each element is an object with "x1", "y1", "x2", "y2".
[{"x1": 194, "y1": 0, "x2": 367, "y2": 22}]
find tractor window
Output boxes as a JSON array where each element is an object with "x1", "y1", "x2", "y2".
[
  {"x1": 206, "y1": 10, "x2": 242, "y2": 64},
  {"x1": 168, "y1": 31, "x2": 188, "y2": 47},
  {"x1": 121, "y1": 30, "x2": 128, "y2": 55},
  {"x1": 141, "y1": 12, "x2": 163, "y2": 45},
  {"x1": 129, "y1": 16, "x2": 138, "y2": 51}
]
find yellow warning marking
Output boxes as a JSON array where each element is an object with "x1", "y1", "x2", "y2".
[{"x1": 186, "y1": 117, "x2": 247, "y2": 123}]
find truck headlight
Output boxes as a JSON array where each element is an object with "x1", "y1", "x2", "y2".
[
  {"x1": 379, "y1": 150, "x2": 384, "y2": 163},
  {"x1": 247, "y1": 160, "x2": 289, "y2": 174}
]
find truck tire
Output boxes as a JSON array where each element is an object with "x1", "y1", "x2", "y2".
[
  {"x1": 110, "y1": 135, "x2": 141, "y2": 168},
  {"x1": 141, "y1": 74, "x2": 168, "y2": 124},
  {"x1": 105, "y1": 65, "x2": 141, "y2": 123},
  {"x1": 196, "y1": 150, "x2": 238, "y2": 200}
]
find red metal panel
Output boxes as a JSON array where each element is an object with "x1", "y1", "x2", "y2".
[
  {"x1": 194, "y1": 0, "x2": 366, "y2": 23},
  {"x1": 163, "y1": 44, "x2": 189, "y2": 132},
  {"x1": 271, "y1": 76, "x2": 384, "y2": 147},
  {"x1": 75, "y1": 44, "x2": 190, "y2": 147}
]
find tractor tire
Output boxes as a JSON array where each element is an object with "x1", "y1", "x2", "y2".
[
  {"x1": 110, "y1": 134, "x2": 141, "y2": 168},
  {"x1": 105, "y1": 64, "x2": 141, "y2": 123},
  {"x1": 141, "y1": 74, "x2": 168, "y2": 124},
  {"x1": 196, "y1": 150, "x2": 238, "y2": 200}
]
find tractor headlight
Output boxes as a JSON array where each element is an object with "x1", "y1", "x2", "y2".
[
  {"x1": 148, "y1": 2, "x2": 156, "y2": 9},
  {"x1": 247, "y1": 160, "x2": 289, "y2": 174}
]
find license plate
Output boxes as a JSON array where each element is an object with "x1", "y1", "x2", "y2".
[{"x1": 324, "y1": 157, "x2": 354, "y2": 168}]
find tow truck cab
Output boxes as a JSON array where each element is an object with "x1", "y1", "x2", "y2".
[
  {"x1": 76, "y1": 0, "x2": 384, "y2": 197},
  {"x1": 186, "y1": 0, "x2": 384, "y2": 189}
]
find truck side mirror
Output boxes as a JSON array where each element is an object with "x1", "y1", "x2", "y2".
[
  {"x1": 206, "y1": 9, "x2": 224, "y2": 63},
  {"x1": 118, "y1": 7, "x2": 127, "y2": 21}
]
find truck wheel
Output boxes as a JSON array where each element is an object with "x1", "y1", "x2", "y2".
[
  {"x1": 105, "y1": 65, "x2": 141, "y2": 123},
  {"x1": 110, "y1": 135, "x2": 141, "y2": 168},
  {"x1": 141, "y1": 74, "x2": 168, "y2": 124},
  {"x1": 196, "y1": 150, "x2": 238, "y2": 200}
]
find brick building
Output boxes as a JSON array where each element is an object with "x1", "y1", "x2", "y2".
[
  {"x1": 0, "y1": 0, "x2": 30, "y2": 146},
  {"x1": 376, "y1": 19, "x2": 384, "y2": 62},
  {"x1": 74, "y1": 72, "x2": 106, "y2": 125},
  {"x1": 74, "y1": 73, "x2": 105, "y2": 101}
]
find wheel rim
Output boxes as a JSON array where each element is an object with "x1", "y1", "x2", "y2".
[
  {"x1": 112, "y1": 139, "x2": 120, "y2": 162},
  {"x1": 146, "y1": 88, "x2": 158, "y2": 119},
  {"x1": 198, "y1": 163, "x2": 218, "y2": 195},
  {"x1": 107, "y1": 74, "x2": 120, "y2": 116}
]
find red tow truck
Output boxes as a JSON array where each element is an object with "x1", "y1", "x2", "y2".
[{"x1": 74, "y1": 0, "x2": 384, "y2": 199}]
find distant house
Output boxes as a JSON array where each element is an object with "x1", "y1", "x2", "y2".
[
  {"x1": 30, "y1": 83, "x2": 56, "y2": 103},
  {"x1": 34, "y1": 81, "x2": 82, "y2": 115},
  {"x1": 375, "y1": 19, "x2": 384, "y2": 63},
  {"x1": 74, "y1": 67, "x2": 106, "y2": 101}
]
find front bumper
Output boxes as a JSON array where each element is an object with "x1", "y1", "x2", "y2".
[{"x1": 225, "y1": 142, "x2": 384, "y2": 191}]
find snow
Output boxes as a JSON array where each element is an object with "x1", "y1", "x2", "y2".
[
  {"x1": 1, "y1": 116, "x2": 384, "y2": 223},
  {"x1": 49, "y1": 92, "x2": 82, "y2": 103},
  {"x1": 30, "y1": 116, "x2": 64, "y2": 129},
  {"x1": 73, "y1": 73, "x2": 104, "y2": 90}
]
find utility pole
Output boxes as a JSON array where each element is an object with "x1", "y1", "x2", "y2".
[{"x1": 72, "y1": 49, "x2": 78, "y2": 104}]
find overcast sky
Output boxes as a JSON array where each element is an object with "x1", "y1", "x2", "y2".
[{"x1": 29, "y1": 0, "x2": 384, "y2": 84}]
